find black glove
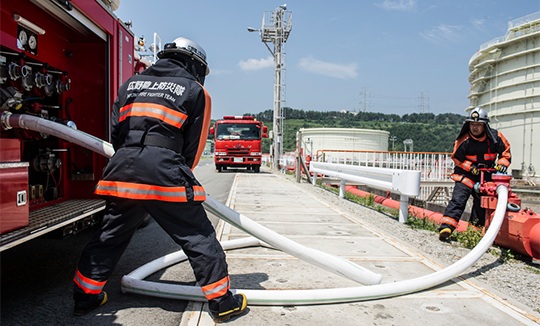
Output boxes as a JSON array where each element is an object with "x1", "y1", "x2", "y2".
[
  {"x1": 471, "y1": 166, "x2": 479, "y2": 175},
  {"x1": 495, "y1": 164, "x2": 507, "y2": 173}
]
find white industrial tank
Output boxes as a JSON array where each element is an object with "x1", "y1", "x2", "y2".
[
  {"x1": 299, "y1": 128, "x2": 389, "y2": 157},
  {"x1": 468, "y1": 11, "x2": 540, "y2": 180}
]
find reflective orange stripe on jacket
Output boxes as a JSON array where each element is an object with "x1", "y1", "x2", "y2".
[
  {"x1": 497, "y1": 158, "x2": 510, "y2": 167},
  {"x1": 201, "y1": 276, "x2": 230, "y2": 300},
  {"x1": 193, "y1": 186, "x2": 206, "y2": 201},
  {"x1": 74, "y1": 269, "x2": 106, "y2": 294},
  {"x1": 451, "y1": 174, "x2": 475, "y2": 189},
  {"x1": 119, "y1": 103, "x2": 187, "y2": 129},
  {"x1": 465, "y1": 155, "x2": 477, "y2": 162},
  {"x1": 96, "y1": 181, "x2": 189, "y2": 202},
  {"x1": 484, "y1": 153, "x2": 496, "y2": 161}
]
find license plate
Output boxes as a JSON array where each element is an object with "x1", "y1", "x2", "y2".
[{"x1": 233, "y1": 158, "x2": 243, "y2": 163}]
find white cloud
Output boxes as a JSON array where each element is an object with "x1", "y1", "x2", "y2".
[
  {"x1": 470, "y1": 17, "x2": 486, "y2": 30},
  {"x1": 420, "y1": 24, "x2": 463, "y2": 44},
  {"x1": 238, "y1": 56, "x2": 274, "y2": 71},
  {"x1": 375, "y1": 0, "x2": 417, "y2": 11},
  {"x1": 299, "y1": 57, "x2": 358, "y2": 80}
]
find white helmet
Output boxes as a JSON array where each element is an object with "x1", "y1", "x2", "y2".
[
  {"x1": 466, "y1": 107, "x2": 489, "y2": 123},
  {"x1": 157, "y1": 37, "x2": 210, "y2": 76}
]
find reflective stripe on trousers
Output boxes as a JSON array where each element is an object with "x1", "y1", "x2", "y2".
[
  {"x1": 202, "y1": 276, "x2": 230, "y2": 300},
  {"x1": 74, "y1": 269, "x2": 106, "y2": 294}
]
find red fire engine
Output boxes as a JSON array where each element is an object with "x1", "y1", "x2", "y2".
[
  {"x1": 210, "y1": 116, "x2": 267, "y2": 173},
  {"x1": 0, "y1": 0, "x2": 149, "y2": 251}
]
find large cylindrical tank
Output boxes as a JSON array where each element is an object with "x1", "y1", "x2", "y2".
[
  {"x1": 300, "y1": 128, "x2": 389, "y2": 156},
  {"x1": 468, "y1": 12, "x2": 540, "y2": 180}
]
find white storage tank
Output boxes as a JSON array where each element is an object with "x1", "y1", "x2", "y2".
[
  {"x1": 300, "y1": 127, "x2": 389, "y2": 157},
  {"x1": 468, "y1": 11, "x2": 540, "y2": 180}
]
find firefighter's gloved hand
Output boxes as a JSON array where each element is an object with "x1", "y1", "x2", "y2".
[
  {"x1": 471, "y1": 166, "x2": 480, "y2": 175},
  {"x1": 495, "y1": 164, "x2": 507, "y2": 173}
]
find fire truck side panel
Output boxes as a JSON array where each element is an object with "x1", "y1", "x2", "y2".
[
  {"x1": 0, "y1": 0, "x2": 134, "y2": 248},
  {"x1": 71, "y1": 0, "x2": 116, "y2": 35},
  {"x1": 0, "y1": 163, "x2": 30, "y2": 234}
]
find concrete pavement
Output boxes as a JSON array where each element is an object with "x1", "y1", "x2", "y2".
[{"x1": 181, "y1": 171, "x2": 540, "y2": 326}]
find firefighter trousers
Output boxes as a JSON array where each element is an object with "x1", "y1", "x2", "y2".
[
  {"x1": 74, "y1": 197, "x2": 231, "y2": 304},
  {"x1": 440, "y1": 181, "x2": 485, "y2": 232}
]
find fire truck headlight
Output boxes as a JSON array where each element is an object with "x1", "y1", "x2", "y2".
[
  {"x1": 215, "y1": 152, "x2": 227, "y2": 156},
  {"x1": 250, "y1": 152, "x2": 262, "y2": 156}
]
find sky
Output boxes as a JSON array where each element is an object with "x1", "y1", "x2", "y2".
[{"x1": 114, "y1": 0, "x2": 540, "y2": 119}]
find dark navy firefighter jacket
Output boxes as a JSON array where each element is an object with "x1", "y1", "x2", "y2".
[
  {"x1": 94, "y1": 58, "x2": 212, "y2": 202},
  {"x1": 450, "y1": 123, "x2": 511, "y2": 188}
]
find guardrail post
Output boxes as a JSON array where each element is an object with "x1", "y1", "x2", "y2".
[
  {"x1": 312, "y1": 170, "x2": 317, "y2": 185},
  {"x1": 399, "y1": 194, "x2": 408, "y2": 223},
  {"x1": 339, "y1": 179, "x2": 346, "y2": 199}
]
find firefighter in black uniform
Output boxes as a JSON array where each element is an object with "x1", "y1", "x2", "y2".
[
  {"x1": 73, "y1": 37, "x2": 247, "y2": 323},
  {"x1": 439, "y1": 107, "x2": 511, "y2": 241}
]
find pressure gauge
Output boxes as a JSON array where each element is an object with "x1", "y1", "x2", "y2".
[
  {"x1": 28, "y1": 35, "x2": 37, "y2": 50},
  {"x1": 18, "y1": 29, "x2": 28, "y2": 46}
]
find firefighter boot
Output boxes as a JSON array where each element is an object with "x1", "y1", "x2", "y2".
[
  {"x1": 439, "y1": 228, "x2": 452, "y2": 242},
  {"x1": 209, "y1": 293, "x2": 248, "y2": 323},
  {"x1": 74, "y1": 291, "x2": 108, "y2": 316}
]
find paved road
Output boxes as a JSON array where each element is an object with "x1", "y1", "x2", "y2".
[{"x1": 0, "y1": 159, "x2": 236, "y2": 326}]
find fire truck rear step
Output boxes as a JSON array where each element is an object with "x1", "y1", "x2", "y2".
[{"x1": 0, "y1": 199, "x2": 105, "y2": 252}]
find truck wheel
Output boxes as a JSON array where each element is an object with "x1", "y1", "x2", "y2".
[
  {"x1": 222, "y1": 166, "x2": 227, "y2": 171},
  {"x1": 216, "y1": 165, "x2": 222, "y2": 172},
  {"x1": 254, "y1": 165, "x2": 260, "y2": 173}
]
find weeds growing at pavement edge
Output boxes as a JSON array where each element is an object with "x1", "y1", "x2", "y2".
[
  {"x1": 405, "y1": 213, "x2": 439, "y2": 232},
  {"x1": 450, "y1": 226, "x2": 483, "y2": 249},
  {"x1": 525, "y1": 266, "x2": 540, "y2": 274}
]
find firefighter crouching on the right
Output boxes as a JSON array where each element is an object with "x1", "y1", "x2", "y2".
[{"x1": 439, "y1": 107, "x2": 511, "y2": 241}]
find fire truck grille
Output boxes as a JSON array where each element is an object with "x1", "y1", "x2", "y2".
[{"x1": 228, "y1": 149, "x2": 250, "y2": 155}]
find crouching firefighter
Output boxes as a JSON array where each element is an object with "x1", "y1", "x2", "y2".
[
  {"x1": 438, "y1": 107, "x2": 511, "y2": 242},
  {"x1": 73, "y1": 37, "x2": 248, "y2": 323}
]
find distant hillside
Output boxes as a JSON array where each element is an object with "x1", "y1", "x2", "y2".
[{"x1": 244, "y1": 108, "x2": 466, "y2": 154}]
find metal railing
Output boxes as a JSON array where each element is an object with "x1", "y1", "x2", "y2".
[
  {"x1": 313, "y1": 149, "x2": 454, "y2": 204},
  {"x1": 315, "y1": 149, "x2": 453, "y2": 180},
  {"x1": 310, "y1": 162, "x2": 421, "y2": 223}
]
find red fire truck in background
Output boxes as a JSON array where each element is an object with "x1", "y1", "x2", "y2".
[
  {"x1": 0, "y1": 0, "x2": 150, "y2": 251},
  {"x1": 210, "y1": 116, "x2": 267, "y2": 173}
]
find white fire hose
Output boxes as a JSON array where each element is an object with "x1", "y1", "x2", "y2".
[
  {"x1": 4, "y1": 112, "x2": 509, "y2": 305},
  {"x1": 121, "y1": 186, "x2": 508, "y2": 305},
  {"x1": 1, "y1": 112, "x2": 115, "y2": 158}
]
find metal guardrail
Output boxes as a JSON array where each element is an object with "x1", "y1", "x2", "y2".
[
  {"x1": 310, "y1": 162, "x2": 421, "y2": 223},
  {"x1": 314, "y1": 150, "x2": 454, "y2": 203},
  {"x1": 315, "y1": 149, "x2": 453, "y2": 180}
]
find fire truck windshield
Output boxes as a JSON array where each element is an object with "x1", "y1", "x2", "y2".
[{"x1": 216, "y1": 123, "x2": 260, "y2": 140}]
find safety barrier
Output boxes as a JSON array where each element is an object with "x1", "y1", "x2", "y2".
[{"x1": 310, "y1": 162, "x2": 421, "y2": 223}]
